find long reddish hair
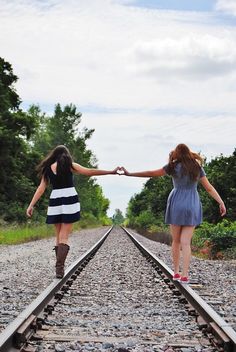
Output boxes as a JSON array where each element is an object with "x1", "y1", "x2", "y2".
[{"x1": 165, "y1": 144, "x2": 203, "y2": 181}]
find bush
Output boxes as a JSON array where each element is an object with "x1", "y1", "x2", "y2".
[
  {"x1": 100, "y1": 216, "x2": 112, "y2": 226},
  {"x1": 193, "y1": 220, "x2": 236, "y2": 259},
  {"x1": 133, "y1": 210, "x2": 157, "y2": 230}
]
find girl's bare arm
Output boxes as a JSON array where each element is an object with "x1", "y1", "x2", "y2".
[
  {"x1": 26, "y1": 177, "x2": 47, "y2": 217},
  {"x1": 72, "y1": 162, "x2": 119, "y2": 176},
  {"x1": 121, "y1": 167, "x2": 166, "y2": 178},
  {"x1": 200, "y1": 176, "x2": 226, "y2": 216}
]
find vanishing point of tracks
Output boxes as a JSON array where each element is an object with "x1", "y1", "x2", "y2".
[{"x1": 0, "y1": 226, "x2": 235, "y2": 352}]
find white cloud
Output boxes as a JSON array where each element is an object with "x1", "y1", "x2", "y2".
[
  {"x1": 127, "y1": 35, "x2": 236, "y2": 79},
  {"x1": 216, "y1": 0, "x2": 236, "y2": 16},
  {"x1": 1, "y1": 0, "x2": 236, "y2": 112}
]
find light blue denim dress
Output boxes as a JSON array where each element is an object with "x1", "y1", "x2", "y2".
[{"x1": 163, "y1": 163, "x2": 206, "y2": 226}]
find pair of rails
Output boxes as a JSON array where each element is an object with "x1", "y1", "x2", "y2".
[{"x1": 0, "y1": 226, "x2": 235, "y2": 352}]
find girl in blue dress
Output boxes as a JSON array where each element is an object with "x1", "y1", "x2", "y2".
[
  {"x1": 27, "y1": 145, "x2": 119, "y2": 278},
  {"x1": 122, "y1": 144, "x2": 226, "y2": 284}
]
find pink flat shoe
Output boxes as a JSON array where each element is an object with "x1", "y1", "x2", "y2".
[
  {"x1": 172, "y1": 273, "x2": 181, "y2": 281},
  {"x1": 180, "y1": 276, "x2": 190, "y2": 284}
]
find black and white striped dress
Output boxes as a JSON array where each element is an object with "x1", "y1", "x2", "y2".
[{"x1": 46, "y1": 167, "x2": 80, "y2": 224}]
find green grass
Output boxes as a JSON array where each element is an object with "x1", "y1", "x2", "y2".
[
  {"x1": 0, "y1": 218, "x2": 112, "y2": 245},
  {"x1": 0, "y1": 224, "x2": 55, "y2": 244}
]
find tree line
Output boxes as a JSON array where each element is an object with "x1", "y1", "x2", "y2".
[{"x1": 0, "y1": 57, "x2": 110, "y2": 225}]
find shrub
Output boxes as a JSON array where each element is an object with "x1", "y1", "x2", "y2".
[
  {"x1": 193, "y1": 220, "x2": 236, "y2": 259},
  {"x1": 134, "y1": 210, "x2": 157, "y2": 230}
]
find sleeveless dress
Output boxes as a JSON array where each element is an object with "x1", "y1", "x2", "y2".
[
  {"x1": 46, "y1": 167, "x2": 80, "y2": 224},
  {"x1": 163, "y1": 163, "x2": 206, "y2": 226}
]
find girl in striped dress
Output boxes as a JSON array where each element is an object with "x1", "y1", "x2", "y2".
[{"x1": 26, "y1": 145, "x2": 119, "y2": 278}]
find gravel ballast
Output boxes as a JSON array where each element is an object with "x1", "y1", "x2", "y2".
[
  {"x1": 0, "y1": 226, "x2": 108, "y2": 332},
  {"x1": 0, "y1": 226, "x2": 235, "y2": 351}
]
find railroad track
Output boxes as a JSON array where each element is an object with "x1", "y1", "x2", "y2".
[{"x1": 0, "y1": 226, "x2": 235, "y2": 352}]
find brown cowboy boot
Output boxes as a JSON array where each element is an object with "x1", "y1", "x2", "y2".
[
  {"x1": 56, "y1": 243, "x2": 70, "y2": 279},
  {"x1": 53, "y1": 246, "x2": 58, "y2": 256}
]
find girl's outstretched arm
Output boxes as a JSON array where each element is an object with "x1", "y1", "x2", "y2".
[
  {"x1": 72, "y1": 162, "x2": 120, "y2": 176},
  {"x1": 121, "y1": 167, "x2": 166, "y2": 178},
  {"x1": 26, "y1": 177, "x2": 48, "y2": 217},
  {"x1": 200, "y1": 176, "x2": 226, "y2": 216}
]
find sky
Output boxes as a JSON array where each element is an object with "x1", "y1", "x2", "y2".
[{"x1": 0, "y1": 0, "x2": 236, "y2": 216}]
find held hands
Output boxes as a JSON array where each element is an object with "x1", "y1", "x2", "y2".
[
  {"x1": 119, "y1": 166, "x2": 130, "y2": 175},
  {"x1": 112, "y1": 166, "x2": 123, "y2": 175},
  {"x1": 113, "y1": 166, "x2": 130, "y2": 176}
]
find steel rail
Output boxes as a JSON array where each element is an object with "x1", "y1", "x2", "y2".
[
  {"x1": 0, "y1": 226, "x2": 113, "y2": 352},
  {"x1": 122, "y1": 226, "x2": 236, "y2": 352}
]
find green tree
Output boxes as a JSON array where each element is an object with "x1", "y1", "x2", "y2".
[
  {"x1": 112, "y1": 209, "x2": 125, "y2": 224},
  {"x1": 200, "y1": 150, "x2": 236, "y2": 223},
  {"x1": 30, "y1": 103, "x2": 110, "y2": 222},
  {"x1": 0, "y1": 58, "x2": 40, "y2": 222},
  {"x1": 0, "y1": 57, "x2": 111, "y2": 224},
  {"x1": 126, "y1": 176, "x2": 172, "y2": 228}
]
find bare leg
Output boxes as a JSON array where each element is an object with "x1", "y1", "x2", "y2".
[
  {"x1": 170, "y1": 225, "x2": 182, "y2": 274},
  {"x1": 54, "y1": 223, "x2": 61, "y2": 245},
  {"x1": 58, "y1": 223, "x2": 73, "y2": 245},
  {"x1": 180, "y1": 226, "x2": 195, "y2": 277}
]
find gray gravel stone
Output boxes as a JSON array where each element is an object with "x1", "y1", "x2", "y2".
[{"x1": 55, "y1": 344, "x2": 66, "y2": 352}]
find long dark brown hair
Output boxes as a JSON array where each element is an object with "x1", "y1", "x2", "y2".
[
  {"x1": 37, "y1": 145, "x2": 74, "y2": 181},
  {"x1": 165, "y1": 144, "x2": 203, "y2": 181}
]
